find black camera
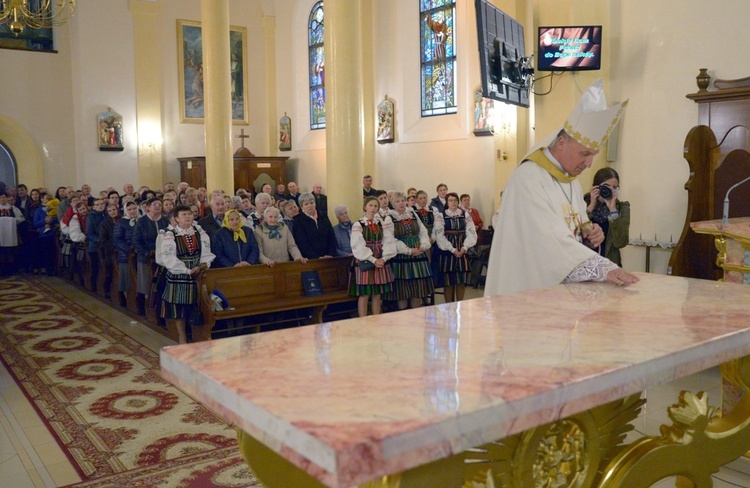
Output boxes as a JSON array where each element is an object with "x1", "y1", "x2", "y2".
[{"x1": 598, "y1": 185, "x2": 613, "y2": 200}]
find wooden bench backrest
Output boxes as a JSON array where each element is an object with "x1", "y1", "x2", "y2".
[{"x1": 200, "y1": 256, "x2": 352, "y2": 313}]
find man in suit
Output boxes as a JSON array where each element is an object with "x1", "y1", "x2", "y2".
[
  {"x1": 197, "y1": 194, "x2": 226, "y2": 239},
  {"x1": 312, "y1": 183, "x2": 328, "y2": 217}
]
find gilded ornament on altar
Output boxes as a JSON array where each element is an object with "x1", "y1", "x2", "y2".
[
  {"x1": 532, "y1": 420, "x2": 586, "y2": 487},
  {"x1": 597, "y1": 389, "x2": 750, "y2": 487},
  {"x1": 464, "y1": 394, "x2": 644, "y2": 488}
]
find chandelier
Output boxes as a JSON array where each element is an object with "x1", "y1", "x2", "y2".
[{"x1": 0, "y1": 0, "x2": 76, "y2": 35}]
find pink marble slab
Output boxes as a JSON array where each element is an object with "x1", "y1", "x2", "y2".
[
  {"x1": 161, "y1": 273, "x2": 750, "y2": 487},
  {"x1": 691, "y1": 216, "x2": 750, "y2": 243},
  {"x1": 692, "y1": 217, "x2": 750, "y2": 283}
]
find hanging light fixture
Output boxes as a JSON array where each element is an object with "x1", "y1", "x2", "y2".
[{"x1": 0, "y1": 0, "x2": 76, "y2": 36}]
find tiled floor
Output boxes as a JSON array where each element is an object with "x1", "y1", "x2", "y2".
[{"x1": 1, "y1": 277, "x2": 749, "y2": 486}]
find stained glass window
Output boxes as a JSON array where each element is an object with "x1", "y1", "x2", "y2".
[
  {"x1": 420, "y1": 0, "x2": 457, "y2": 117},
  {"x1": 309, "y1": 2, "x2": 325, "y2": 130}
]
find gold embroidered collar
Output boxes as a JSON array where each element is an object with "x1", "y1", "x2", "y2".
[{"x1": 524, "y1": 148, "x2": 577, "y2": 183}]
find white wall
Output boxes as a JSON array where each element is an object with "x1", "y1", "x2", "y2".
[
  {"x1": 0, "y1": 17, "x2": 76, "y2": 189},
  {"x1": 69, "y1": 0, "x2": 137, "y2": 193}
]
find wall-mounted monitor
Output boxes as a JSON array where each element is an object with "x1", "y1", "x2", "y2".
[
  {"x1": 475, "y1": 0, "x2": 531, "y2": 108},
  {"x1": 537, "y1": 26, "x2": 602, "y2": 71}
]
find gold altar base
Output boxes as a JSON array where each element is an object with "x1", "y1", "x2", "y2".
[{"x1": 239, "y1": 374, "x2": 750, "y2": 488}]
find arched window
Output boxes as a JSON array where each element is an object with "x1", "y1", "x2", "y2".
[
  {"x1": 308, "y1": 2, "x2": 325, "y2": 130},
  {"x1": 420, "y1": 0, "x2": 457, "y2": 117}
]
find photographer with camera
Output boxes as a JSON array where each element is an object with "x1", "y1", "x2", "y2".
[{"x1": 584, "y1": 168, "x2": 630, "y2": 267}]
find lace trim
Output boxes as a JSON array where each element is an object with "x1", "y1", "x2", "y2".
[{"x1": 564, "y1": 255, "x2": 619, "y2": 283}]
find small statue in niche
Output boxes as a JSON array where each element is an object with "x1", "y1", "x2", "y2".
[
  {"x1": 97, "y1": 107, "x2": 124, "y2": 151},
  {"x1": 473, "y1": 86, "x2": 494, "y2": 136},
  {"x1": 279, "y1": 113, "x2": 292, "y2": 151},
  {"x1": 376, "y1": 96, "x2": 394, "y2": 144}
]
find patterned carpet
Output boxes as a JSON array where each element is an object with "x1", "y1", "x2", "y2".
[{"x1": 0, "y1": 275, "x2": 261, "y2": 487}]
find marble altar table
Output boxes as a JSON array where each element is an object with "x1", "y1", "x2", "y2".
[{"x1": 161, "y1": 273, "x2": 750, "y2": 487}]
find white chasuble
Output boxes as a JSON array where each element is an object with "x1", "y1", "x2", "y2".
[{"x1": 484, "y1": 150, "x2": 600, "y2": 296}]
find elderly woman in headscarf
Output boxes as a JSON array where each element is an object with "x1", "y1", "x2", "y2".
[
  {"x1": 211, "y1": 209, "x2": 260, "y2": 268},
  {"x1": 292, "y1": 192, "x2": 337, "y2": 259},
  {"x1": 254, "y1": 206, "x2": 307, "y2": 267}
]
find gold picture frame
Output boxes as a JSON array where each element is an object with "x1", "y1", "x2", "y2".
[{"x1": 177, "y1": 19, "x2": 249, "y2": 125}]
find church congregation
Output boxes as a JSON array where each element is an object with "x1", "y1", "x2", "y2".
[{"x1": 0, "y1": 176, "x2": 490, "y2": 343}]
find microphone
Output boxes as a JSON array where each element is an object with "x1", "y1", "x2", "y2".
[{"x1": 722, "y1": 175, "x2": 750, "y2": 225}]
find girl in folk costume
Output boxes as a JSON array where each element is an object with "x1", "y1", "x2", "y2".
[
  {"x1": 156, "y1": 205, "x2": 215, "y2": 344},
  {"x1": 66, "y1": 202, "x2": 90, "y2": 286},
  {"x1": 383, "y1": 192, "x2": 433, "y2": 310},
  {"x1": 375, "y1": 190, "x2": 391, "y2": 218},
  {"x1": 433, "y1": 192, "x2": 477, "y2": 302},
  {"x1": 351, "y1": 197, "x2": 397, "y2": 317},
  {"x1": 413, "y1": 190, "x2": 436, "y2": 238}
]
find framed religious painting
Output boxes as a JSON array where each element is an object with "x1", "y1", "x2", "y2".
[
  {"x1": 177, "y1": 19, "x2": 249, "y2": 125},
  {"x1": 376, "y1": 96, "x2": 395, "y2": 144},
  {"x1": 97, "y1": 108, "x2": 124, "y2": 151}
]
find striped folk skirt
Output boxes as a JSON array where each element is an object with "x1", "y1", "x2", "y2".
[
  {"x1": 350, "y1": 233, "x2": 394, "y2": 296},
  {"x1": 436, "y1": 231, "x2": 470, "y2": 286},
  {"x1": 159, "y1": 252, "x2": 200, "y2": 320},
  {"x1": 352, "y1": 261, "x2": 394, "y2": 296},
  {"x1": 383, "y1": 254, "x2": 433, "y2": 301}
]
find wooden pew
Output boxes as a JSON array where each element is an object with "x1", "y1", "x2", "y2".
[
  {"x1": 194, "y1": 256, "x2": 356, "y2": 341},
  {"x1": 57, "y1": 244, "x2": 356, "y2": 342}
]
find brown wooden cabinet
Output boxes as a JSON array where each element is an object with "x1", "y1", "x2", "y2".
[{"x1": 177, "y1": 153, "x2": 289, "y2": 194}]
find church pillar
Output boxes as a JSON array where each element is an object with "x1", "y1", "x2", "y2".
[
  {"x1": 201, "y1": 0, "x2": 234, "y2": 193},
  {"x1": 130, "y1": 0, "x2": 165, "y2": 189},
  {"x1": 263, "y1": 15, "x2": 278, "y2": 156},
  {"x1": 325, "y1": 0, "x2": 365, "y2": 221}
]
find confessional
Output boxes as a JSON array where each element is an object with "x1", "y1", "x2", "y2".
[{"x1": 177, "y1": 146, "x2": 289, "y2": 194}]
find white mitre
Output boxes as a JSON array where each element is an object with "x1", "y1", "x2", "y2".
[{"x1": 524, "y1": 79, "x2": 628, "y2": 159}]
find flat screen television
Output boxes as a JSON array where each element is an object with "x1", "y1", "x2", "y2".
[
  {"x1": 537, "y1": 26, "x2": 602, "y2": 71},
  {"x1": 475, "y1": 0, "x2": 530, "y2": 108}
]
